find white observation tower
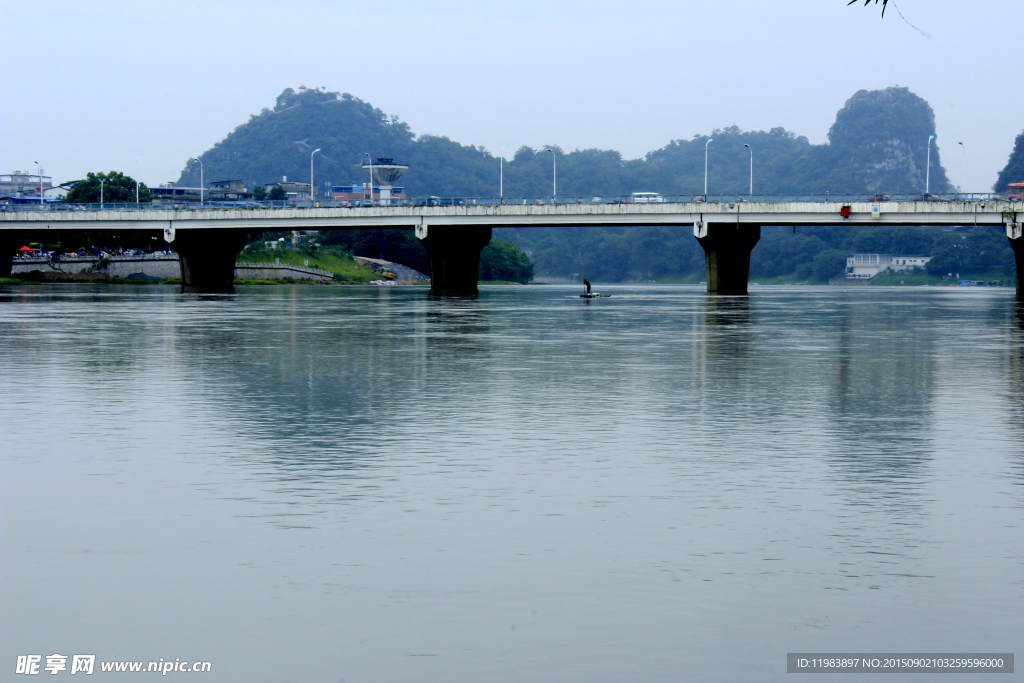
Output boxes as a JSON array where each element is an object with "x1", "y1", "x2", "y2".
[{"x1": 362, "y1": 157, "x2": 408, "y2": 205}]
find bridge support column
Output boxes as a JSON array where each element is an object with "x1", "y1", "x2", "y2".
[
  {"x1": 1010, "y1": 230, "x2": 1024, "y2": 299},
  {"x1": 417, "y1": 225, "x2": 491, "y2": 295},
  {"x1": 696, "y1": 224, "x2": 760, "y2": 294},
  {"x1": 170, "y1": 228, "x2": 248, "y2": 292},
  {"x1": 1, "y1": 231, "x2": 24, "y2": 278}
]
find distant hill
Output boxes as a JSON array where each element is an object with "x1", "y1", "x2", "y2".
[{"x1": 178, "y1": 85, "x2": 952, "y2": 197}]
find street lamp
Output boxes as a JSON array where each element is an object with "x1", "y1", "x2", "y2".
[
  {"x1": 190, "y1": 158, "x2": 204, "y2": 206},
  {"x1": 99, "y1": 177, "x2": 106, "y2": 209},
  {"x1": 958, "y1": 141, "x2": 965, "y2": 193},
  {"x1": 499, "y1": 142, "x2": 509, "y2": 199},
  {"x1": 135, "y1": 153, "x2": 143, "y2": 204},
  {"x1": 310, "y1": 148, "x2": 321, "y2": 203},
  {"x1": 541, "y1": 146, "x2": 556, "y2": 198},
  {"x1": 743, "y1": 144, "x2": 753, "y2": 196},
  {"x1": 925, "y1": 134, "x2": 935, "y2": 195},
  {"x1": 364, "y1": 152, "x2": 373, "y2": 203},
  {"x1": 34, "y1": 161, "x2": 43, "y2": 206},
  {"x1": 704, "y1": 138, "x2": 714, "y2": 196}
]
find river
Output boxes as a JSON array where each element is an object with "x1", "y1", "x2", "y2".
[{"x1": 1, "y1": 284, "x2": 1022, "y2": 682}]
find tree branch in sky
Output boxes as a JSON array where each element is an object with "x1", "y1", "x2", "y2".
[{"x1": 848, "y1": 0, "x2": 888, "y2": 16}]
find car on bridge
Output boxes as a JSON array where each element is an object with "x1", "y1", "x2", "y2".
[{"x1": 631, "y1": 192, "x2": 665, "y2": 203}]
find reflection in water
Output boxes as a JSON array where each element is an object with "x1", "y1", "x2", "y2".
[
  {"x1": 824, "y1": 294, "x2": 935, "y2": 514},
  {"x1": 1004, "y1": 302, "x2": 1024, "y2": 494},
  {"x1": 424, "y1": 297, "x2": 489, "y2": 361},
  {"x1": 2, "y1": 284, "x2": 1023, "y2": 682},
  {"x1": 700, "y1": 294, "x2": 754, "y2": 364}
]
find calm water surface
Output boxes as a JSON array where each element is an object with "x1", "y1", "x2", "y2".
[{"x1": 2, "y1": 284, "x2": 1022, "y2": 682}]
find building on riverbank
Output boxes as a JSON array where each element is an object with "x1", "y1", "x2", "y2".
[{"x1": 845, "y1": 254, "x2": 932, "y2": 280}]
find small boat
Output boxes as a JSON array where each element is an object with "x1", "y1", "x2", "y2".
[{"x1": 580, "y1": 293, "x2": 610, "y2": 298}]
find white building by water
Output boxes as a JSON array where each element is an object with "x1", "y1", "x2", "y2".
[{"x1": 846, "y1": 254, "x2": 932, "y2": 279}]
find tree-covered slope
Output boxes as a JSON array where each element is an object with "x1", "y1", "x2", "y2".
[
  {"x1": 177, "y1": 88, "x2": 498, "y2": 195},
  {"x1": 994, "y1": 131, "x2": 1024, "y2": 192}
]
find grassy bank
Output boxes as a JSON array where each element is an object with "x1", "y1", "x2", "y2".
[{"x1": 238, "y1": 245, "x2": 379, "y2": 282}]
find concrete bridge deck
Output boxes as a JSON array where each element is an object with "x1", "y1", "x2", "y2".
[
  {"x1": 3, "y1": 200, "x2": 1022, "y2": 294},
  {"x1": 1, "y1": 200, "x2": 1019, "y2": 231}
]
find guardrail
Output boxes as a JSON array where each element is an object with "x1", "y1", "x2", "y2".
[
  {"x1": 0, "y1": 193, "x2": 1016, "y2": 212},
  {"x1": 234, "y1": 261, "x2": 334, "y2": 278}
]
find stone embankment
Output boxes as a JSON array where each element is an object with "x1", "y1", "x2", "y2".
[{"x1": 11, "y1": 254, "x2": 334, "y2": 282}]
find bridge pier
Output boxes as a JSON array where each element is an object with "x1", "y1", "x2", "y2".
[
  {"x1": 1011, "y1": 233, "x2": 1024, "y2": 299},
  {"x1": 417, "y1": 226, "x2": 491, "y2": 295},
  {"x1": 1, "y1": 231, "x2": 23, "y2": 278},
  {"x1": 696, "y1": 224, "x2": 761, "y2": 294},
  {"x1": 170, "y1": 228, "x2": 248, "y2": 292}
]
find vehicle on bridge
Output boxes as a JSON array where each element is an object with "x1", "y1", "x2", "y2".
[
  {"x1": 630, "y1": 192, "x2": 665, "y2": 203},
  {"x1": 1006, "y1": 183, "x2": 1024, "y2": 201}
]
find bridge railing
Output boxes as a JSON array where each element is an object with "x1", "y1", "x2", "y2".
[{"x1": 0, "y1": 192, "x2": 1014, "y2": 212}]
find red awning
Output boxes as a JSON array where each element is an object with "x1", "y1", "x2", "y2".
[{"x1": 18, "y1": 246, "x2": 40, "y2": 252}]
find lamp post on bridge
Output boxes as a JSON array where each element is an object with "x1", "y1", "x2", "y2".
[
  {"x1": 704, "y1": 138, "x2": 713, "y2": 196},
  {"x1": 136, "y1": 153, "x2": 143, "y2": 204},
  {"x1": 743, "y1": 144, "x2": 753, "y2": 197},
  {"x1": 958, "y1": 141, "x2": 965, "y2": 194},
  {"x1": 190, "y1": 158, "x2": 204, "y2": 206},
  {"x1": 925, "y1": 134, "x2": 935, "y2": 195},
  {"x1": 310, "y1": 148, "x2": 321, "y2": 204},
  {"x1": 499, "y1": 142, "x2": 509, "y2": 200},
  {"x1": 541, "y1": 146, "x2": 556, "y2": 199},
  {"x1": 364, "y1": 152, "x2": 373, "y2": 203},
  {"x1": 99, "y1": 178, "x2": 105, "y2": 209},
  {"x1": 34, "y1": 161, "x2": 43, "y2": 206}
]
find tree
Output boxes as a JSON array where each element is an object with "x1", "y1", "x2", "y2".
[
  {"x1": 267, "y1": 185, "x2": 287, "y2": 201},
  {"x1": 253, "y1": 185, "x2": 267, "y2": 200},
  {"x1": 811, "y1": 249, "x2": 848, "y2": 282},
  {"x1": 64, "y1": 171, "x2": 151, "y2": 203},
  {"x1": 926, "y1": 229, "x2": 1014, "y2": 276},
  {"x1": 479, "y1": 239, "x2": 534, "y2": 283}
]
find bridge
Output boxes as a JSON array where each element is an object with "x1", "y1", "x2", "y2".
[{"x1": 3, "y1": 196, "x2": 1022, "y2": 295}]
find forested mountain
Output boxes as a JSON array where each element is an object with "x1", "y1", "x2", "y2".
[{"x1": 178, "y1": 85, "x2": 952, "y2": 197}]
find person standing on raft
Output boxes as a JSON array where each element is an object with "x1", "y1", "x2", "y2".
[{"x1": 583, "y1": 277, "x2": 591, "y2": 295}]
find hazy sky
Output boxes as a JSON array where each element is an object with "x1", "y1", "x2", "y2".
[{"x1": 2, "y1": 0, "x2": 1021, "y2": 192}]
